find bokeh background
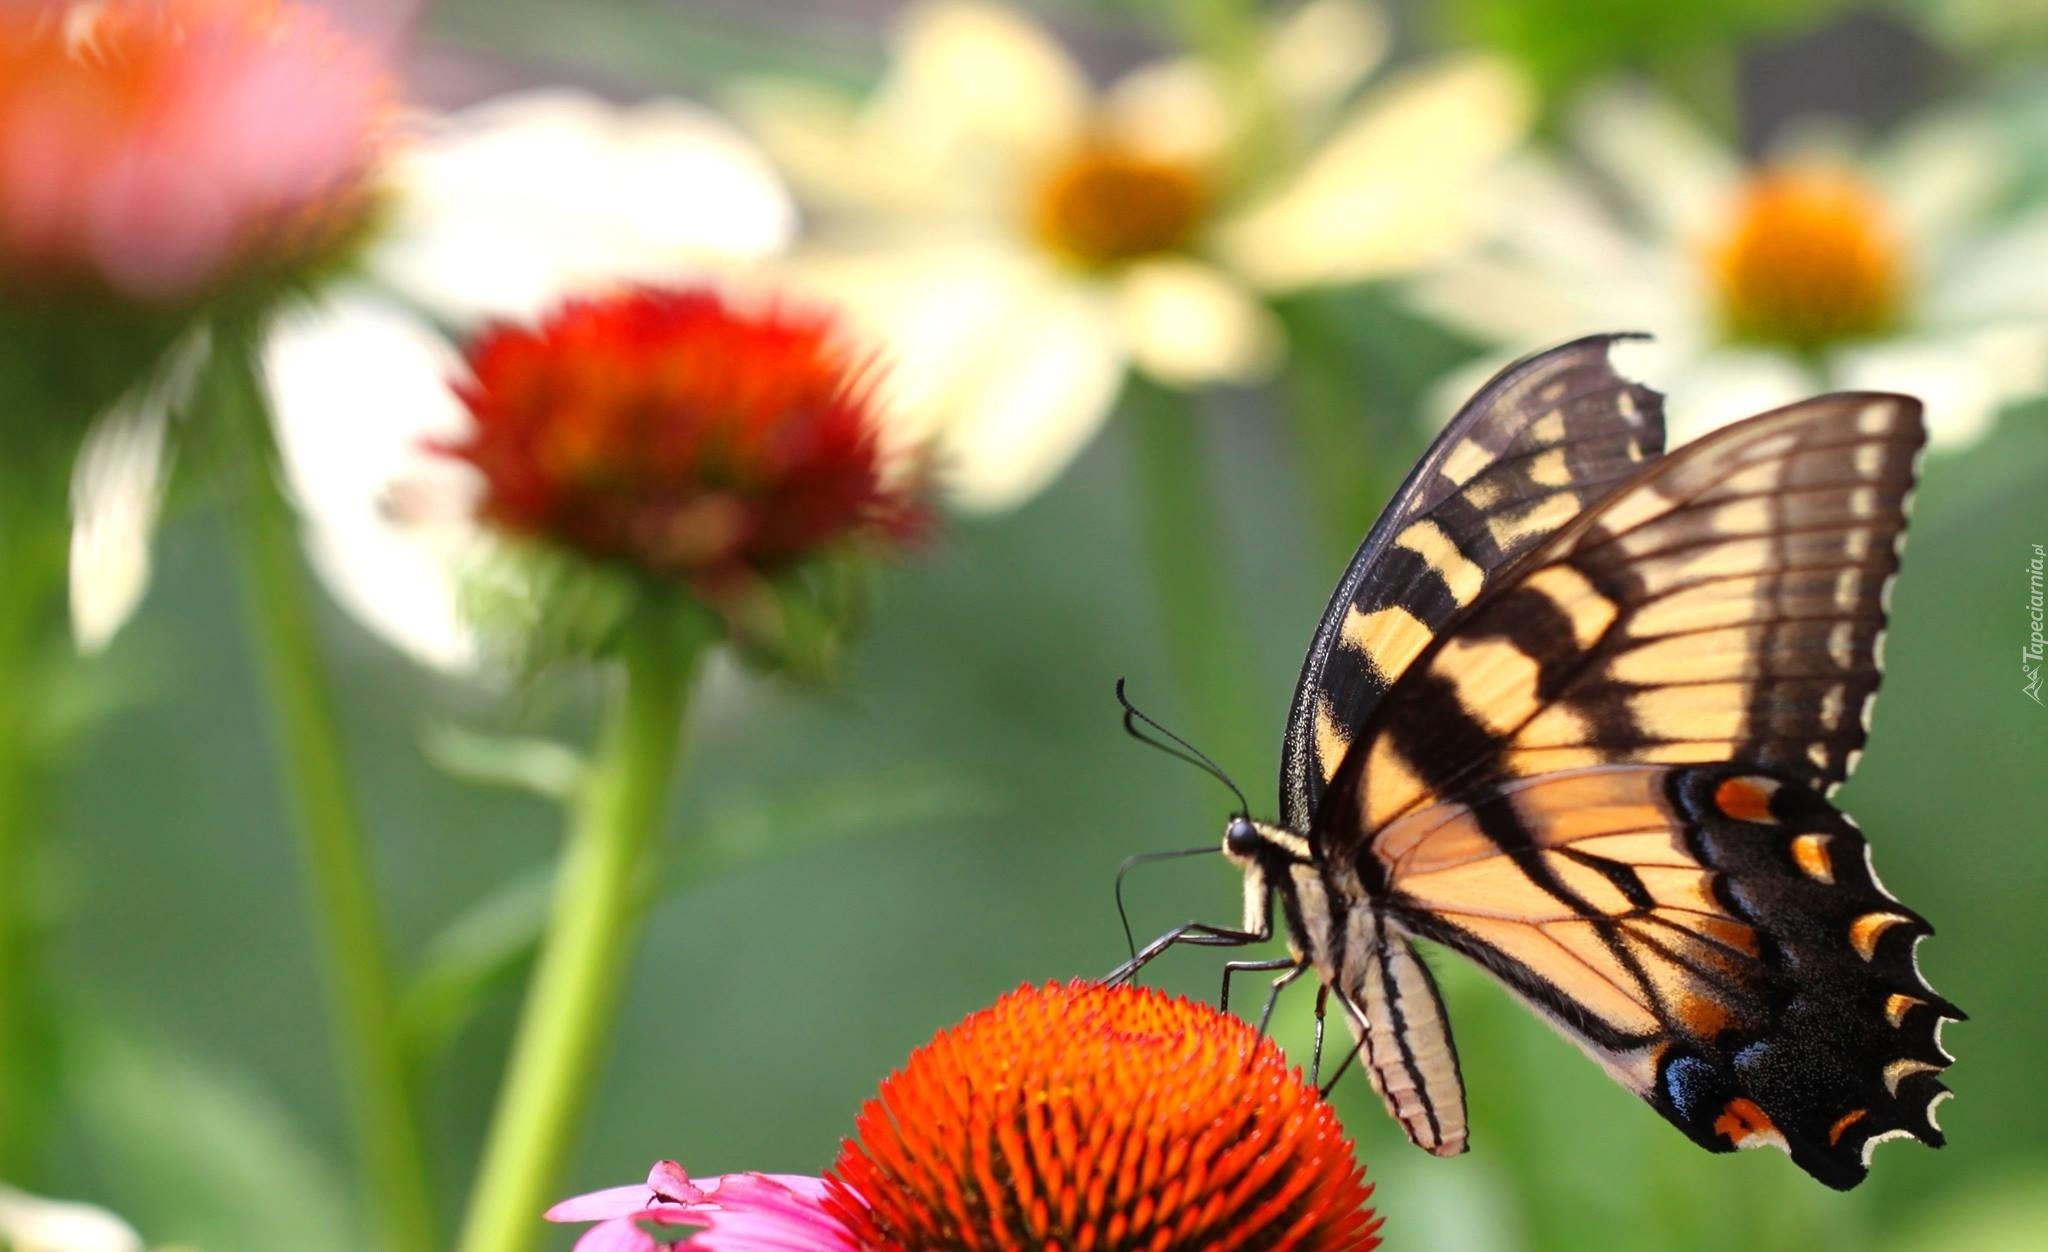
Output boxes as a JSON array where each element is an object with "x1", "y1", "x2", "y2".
[{"x1": 17, "y1": 1, "x2": 2048, "y2": 1249}]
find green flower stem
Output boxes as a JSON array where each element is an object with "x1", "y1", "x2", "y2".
[
  {"x1": 0, "y1": 598, "x2": 34, "y2": 1183},
  {"x1": 0, "y1": 510, "x2": 64, "y2": 1183},
  {"x1": 455, "y1": 608, "x2": 704, "y2": 1252},
  {"x1": 1124, "y1": 377, "x2": 1265, "y2": 780},
  {"x1": 213, "y1": 336, "x2": 439, "y2": 1252}
]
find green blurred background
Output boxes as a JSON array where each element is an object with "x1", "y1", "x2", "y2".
[{"x1": 26, "y1": 2, "x2": 2048, "y2": 1249}]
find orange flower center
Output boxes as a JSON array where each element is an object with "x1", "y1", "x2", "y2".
[
  {"x1": 826, "y1": 981, "x2": 1382, "y2": 1252},
  {"x1": 1030, "y1": 141, "x2": 1208, "y2": 268},
  {"x1": 1706, "y1": 166, "x2": 1905, "y2": 352}
]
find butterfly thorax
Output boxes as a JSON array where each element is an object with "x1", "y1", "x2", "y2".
[
  {"x1": 1222, "y1": 816, "x2": 1343, "y2": 970},
  {"x1": 1224, "y1": 813, "x2": 1473, "y2": 1156}
]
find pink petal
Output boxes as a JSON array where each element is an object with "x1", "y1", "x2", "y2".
[
  {"x1": 549, "y1": 1164, "x2": 857, "y2": 1252},
  {"x1": 569, "y1": 1217, "x2": 668, "y2": 1252},
  {"x1": 686, "y1": 1174, "x2": 856, "y2": 1252},
  {"x1": 545, "y1": 1185, "x2": 673, "y2": 1223},
  {"x1": 752, "y1": 1175, "x2": 832, "y2": 1202},
  {"x1": 690, "y1": 1209, "x2": 853, "y2": 1252}
]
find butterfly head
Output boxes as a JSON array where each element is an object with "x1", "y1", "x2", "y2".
[{"x1": 1220, "y1": 816, "x2": 1313, "y2": 871}]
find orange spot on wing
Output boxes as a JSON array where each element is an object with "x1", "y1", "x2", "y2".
[
  {"x1": 1712, "y1": 1097, "x2": 1779, "y2": 1147},
  {"x1": 1676, "y1": 993, "x2": 1734, "y2": 1038},
  {"x1": 1699, "y1": 916, "x2": 1761, "y2": 958},
  {"x1": 1828, "y1": 1108, "x2": 1868, "y2": 1147},
  {"x1": 1790, "y1": 833, "x2": 1835, "y2": 883},
  {"x1": 1714, "y1": 776, "x2": 1780, "y2": 823},
  {"x1": 1850, "y1": 912, "x2": 1911, "y2": 960}
]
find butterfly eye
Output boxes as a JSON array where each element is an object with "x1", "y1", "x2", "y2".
[{"x1": 1224, "y1": 818, "x2": 1262, "y2": 858}]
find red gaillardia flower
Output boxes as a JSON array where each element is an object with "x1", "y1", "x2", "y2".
[
  {"x1": 436, "y1": 286, "x2": 923, "y2": 595},
  {"x1": 0, "y1": 0, "x2": 390, "y2": 304},
  {"x1": 549, "y1": 981, "x2": 1383, "y2": 1252}
]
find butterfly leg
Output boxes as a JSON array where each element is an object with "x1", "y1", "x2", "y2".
[
  {"x1": 1309, "y1": 985, "x2": 1328, "y2": 1086},
  {"x1": 1102, "y1": 918, "x2": 1271, "y2": 986},
  {"x1": 1308, "y1": 985, "x2": 1368, "y2": 1097},
  {"x1": 1228, "y1": 956, "x2": 1306, "y2": 1031}
]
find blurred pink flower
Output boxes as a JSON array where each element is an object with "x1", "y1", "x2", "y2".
[
  {"x1": 65, "y1": 88, "x2": 800, "y2": 666},
  {"x1": 545, "y1": 1161, "x2": 854, "y2": 1252},
  {"x1": 0, "y1": 0, "x2": 390, "y2": 303}
]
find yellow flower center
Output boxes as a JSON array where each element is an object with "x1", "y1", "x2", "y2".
[
  {"x1": 1029, "y1": 141, "x2": 1207, "y2": 268},
  {"x1": 1707, "y1": 167, "x2": 1905, "y2": 352}
]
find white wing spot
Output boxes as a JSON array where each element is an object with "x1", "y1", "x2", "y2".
[
  {"x1": 1827, "y1": 622, "x2": 1857, "y2": 668},
  {"x1": 1925, "y1": 1089, "x2": 1953, "y2": 1133}
]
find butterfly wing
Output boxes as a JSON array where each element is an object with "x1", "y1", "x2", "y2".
[
  {"x1": 1319, "y1": 393, "x2": 1957, "y2": 1188},
  {"x1": 1281, "y1": 335, "x2": 1665, "y2": 831},
  {"x1": 1370, "y1": 765, "x2": 1955, "y2": 1189}
]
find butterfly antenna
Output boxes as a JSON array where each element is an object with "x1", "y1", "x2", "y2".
[
  {"x1": 1114, "y1": 844, "x2": 1221, "y2": 972},
  {"x1": 1115, "y1": 678, "x2": 1251, "y2": 816}
]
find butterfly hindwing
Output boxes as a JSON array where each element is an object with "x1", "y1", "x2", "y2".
[
  {"x1": 1367, "y1": 763, "x2": 1956, "y2": 1189},
  {"x1": 1314, "y1": 392, "x2": 1956, "y2": 1187},
  {"x1": 1280, "y1": 335, "x2": 1666, "y2": 830}
]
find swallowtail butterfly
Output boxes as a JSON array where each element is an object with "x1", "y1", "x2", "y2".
[{"x1": 1118, "y1": 335, "x2": 1958, "y2": 1189}]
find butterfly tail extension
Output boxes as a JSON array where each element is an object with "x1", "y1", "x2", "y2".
[{"x1": 1338, "y1": 918, "x2": 1470, "y2": 1156}]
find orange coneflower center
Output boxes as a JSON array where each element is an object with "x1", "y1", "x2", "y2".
[
  {"x1": 826, "y1": 980, "x2": 1382, "y2": 1252},
  {"x1": 1707, "y1": 166, "x2": 1905, "y2": 353},
  {"x1": 1030, "y1": 140, "x2": 1208, "y2": 268}
]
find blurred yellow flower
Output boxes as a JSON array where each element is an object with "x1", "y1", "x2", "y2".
[
  {"x1": 70, "y1": 89, "x2": 798, "y2": 669},
  {"x1": 1411, "y1": 86, "x2": 2048, "y2": 448},
  {"x1": 735, "y1": 0, "x2": 1530, "y2": 510}
]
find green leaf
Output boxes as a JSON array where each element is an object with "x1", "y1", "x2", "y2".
[
  {"x1": 396, "y1": 764, "x2": 997, "y2": 1072},
  {"x1": 399, "y1": 866, "x2": 556, "y2": 1073},
  {"x1": 63, "y1": 1016, "x2": 358, "y2": 1252},
  {"x1": 675, "y1": 763, "x2": 999, "y2": 881},
  {"x1": 1440, "y1": 0, "x2": 1846, "y2": 117},
  {"x1": 418, "y1": 722, "x2": 585, "y2": 803}
]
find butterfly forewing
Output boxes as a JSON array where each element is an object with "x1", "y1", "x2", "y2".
[
  {"x1": 1316, "y1": 392, "x2": 1956, "y2": 1188},
  {"x1": 1280, "y1": 336, "x2": 1666, "y2": 830},
  {"x1": 1337, "y1": 393, "x2": 1922, "y2": 829}
]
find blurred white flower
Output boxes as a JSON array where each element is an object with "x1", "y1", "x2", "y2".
[
  {"x1": 0, "y1": 1184, "x2": 142, "y2": 1252},
  {"x1": 72, "y1": 88, "x2": 797, "y2": 668},
  {"x1": 735, "y1": 0, "x2": 1529, "y2": 510},
  {"x1": 1410, "y1": 85, "x2": 2048, "y2": 448},
  {"x1": 67, "y1": 333, "x2": 206, "y2": 653}
]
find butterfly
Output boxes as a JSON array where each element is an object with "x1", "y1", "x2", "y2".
[{"x1": 1114, "y1": 335, "x2": 1959, "y2": 1189}]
